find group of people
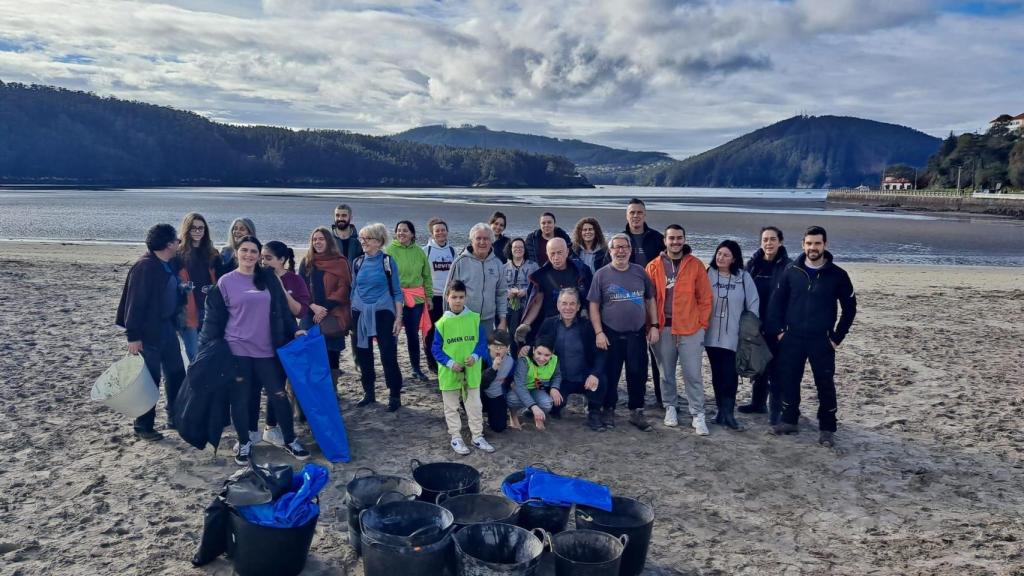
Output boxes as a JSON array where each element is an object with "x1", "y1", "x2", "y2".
[{"x1": 116, "y1": 197, "x2": 857, "y2": 463}]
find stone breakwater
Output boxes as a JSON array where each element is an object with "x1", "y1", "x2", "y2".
[{"x1": 827, "y1": 189, "x2": 1024, "y2": 219}]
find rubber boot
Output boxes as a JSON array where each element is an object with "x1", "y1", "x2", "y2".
[
  {"x1": 738, "y1": 376, "x2": 768, "y2": 413},
  {"x1": 721, "y1": 397, "x2": 744, "y2": 431},
  {"x1": 713, "y1": 398, "x2": 726, "y2": 425}
]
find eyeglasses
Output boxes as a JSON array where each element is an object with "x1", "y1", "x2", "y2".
[
  {"x1": 358, "y1": 236, "x2": 376, "y2": 243},
  {"x1": 190, "y1": 226, "x2": 206, "y2": 232}
]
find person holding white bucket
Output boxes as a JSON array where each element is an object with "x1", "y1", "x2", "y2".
[{"x1": 115, "y1": 223, "x2": 187, "y2": 441}]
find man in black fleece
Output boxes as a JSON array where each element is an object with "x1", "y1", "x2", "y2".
[
  {"x1": 766, "y1": 226, "x2": 857, "y2": 447},
  {"x1": 739, "y1": 226, "x2": 792, "y2": 421},
  {"x1": 115, "y1": 223, "x2": 186, "y2": 441}
]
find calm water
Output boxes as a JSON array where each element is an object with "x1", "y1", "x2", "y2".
[{"x1": 1, "y1": 186, "x2": 1022, "y2": 266}]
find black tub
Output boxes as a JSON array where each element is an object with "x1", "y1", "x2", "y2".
[
  {"x1": 410, "y1": 458, "x2": 481, "y2": 503},
  {"x1": 549, "y1": 529, "x2": 628, "y2": 576},
  {"x1": 453, "y1": 522, "x2": 546, "y2": 575},
  {"x1": 342, "y1": 467, "x2": 422, "y2": 555},
  {"x1": 575, "y1": 496, "x2": 654, "y2": 576},
  {"x1": 359, "y1": 499, "x2": 454, "y2": 548},
  {"x1": 228, "y1": 510, "x2": 318, "y2": 576},
  {"x1": 501, "y1": 470, "x2": 571, "y2": 534},
  {"x1": 437, "y1": 493, "x2": 520, "y2": 530}
]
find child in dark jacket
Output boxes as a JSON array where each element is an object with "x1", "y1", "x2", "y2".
[{"x1": 480, "y1": 330, "x2": 514, "y2": 433}]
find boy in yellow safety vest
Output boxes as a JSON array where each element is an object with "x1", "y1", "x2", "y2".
[{"x1": 431, "y1": 280, "x2": 495, "y2": 455}]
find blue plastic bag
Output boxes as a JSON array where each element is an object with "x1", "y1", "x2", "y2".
[
  {"x1": 528, "y1": 470, "x2": 612, "y2": 511},
  {"x1": 501, "y1": 466, "x2": 548, "y2": 504},
  {"x1": 276, "y1": 325, "x2": 351, "y2": 462},
  {"x1": 238, "y1": 463, "x2": 329, "y2": 528}
]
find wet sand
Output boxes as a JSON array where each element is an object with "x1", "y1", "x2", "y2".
[{"x1": 1, "y1": 242, "x2": 1022, "y2": 575}]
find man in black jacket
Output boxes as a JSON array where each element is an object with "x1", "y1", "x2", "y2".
[
  {"x1": 624, "y1": 198, "x2": 665, "y2": 408},
  {"x1": 115, "y1": 223, "x2": 186, "y2": 441},
  {"x1": 766, "y1": 226, "x2": 857, "y2": 447},
  {"x1": 524, "y1": 212, "x2": 573, "y2": 266},
  {"x1": 739, "y1": 226, "x2": 791, "y2": 422}
]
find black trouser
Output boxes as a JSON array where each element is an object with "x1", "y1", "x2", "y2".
[
  {"x1": 424, "y1": 296, "x2": 444, "y2": 372},
  {"x1": 705, "y1": 346, "x2": 738, "y2": 406},
  {"x1": 231, "y1": 355, "x2": 295, "y2": 445},
  {"x1": 354, "y1": 309, "x2": 403, "y2": 401},
  {"x1": 776, "y1": 334, "x2": 838, "y2": 432},
  {"x1": 481, "y1": 393, "x2": 509, "y2": 433},
  {"x1": 601, "y1": 326, "x2": 649, "y2": 411},
  {"x1": 648, "y1": 347, "x2": 662, "y2": 405},
  {"x1": 555, "y1": 378, "x2": 605, "y2": 414},
  {"x1": 402, "y1": 302, "x2": 424, "y2": 371},
  {"x1": 135, "y1": 320, "x2": 185, "y2": 433},
  {"x1": 748, "y1": 338, "x2": 781, "y2": 413}
]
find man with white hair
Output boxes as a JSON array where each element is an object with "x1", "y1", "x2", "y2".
[{"x1": 445, "y1": 223, "x2": 508, "y2": 338}]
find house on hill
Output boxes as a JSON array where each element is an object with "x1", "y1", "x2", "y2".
[
  {"x1": 990, "y1": 113, "x2": 1024, "y2": 133},
  {"x1": 881, "y1": 176, "x2": 913, "y2": 190}
]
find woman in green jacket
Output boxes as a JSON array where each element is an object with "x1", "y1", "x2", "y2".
[{"x1": 385, "y1": 220, "x2": 433, "y2": 381}]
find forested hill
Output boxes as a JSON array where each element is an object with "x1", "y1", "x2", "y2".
[
  {"x1": 0, "y1": 82, "x2": 590, "y2": 188},
  {"x1": 920, "y1": 122, "x2": 1023, "y2": 191},
  {"x1": 391, "y1": 124, "x2": 672, "y2": 184},
  {"x1": 638, "y1": 115, "x2": 942, "y2": 188}
]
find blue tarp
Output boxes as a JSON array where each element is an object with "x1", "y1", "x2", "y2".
[
  {"x1": 502, "y1": 467, "x2": 612, "y2": 511},
  {"x1": 238, "y1": 463, "x2": 329, "y2": 528},
  {"x1": 276, "y1": 325, "x2": 351, "y2": 462}
]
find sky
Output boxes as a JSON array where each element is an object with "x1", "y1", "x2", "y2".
[{"x1": 0, "y1": 0, "x2": 1021, "y2": 158}]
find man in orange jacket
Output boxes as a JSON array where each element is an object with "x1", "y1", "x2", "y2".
[{"x1": 645, "y1": 225, "x2": 713, "y2": 435}]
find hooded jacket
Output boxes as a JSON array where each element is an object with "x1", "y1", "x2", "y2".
[
  {"x1": 746, "y1": 245, "x2": 792, "y2": 319},
  {"x1": 645, "y1": 248, "x2": 713, "y2": 337},
  {"x1": 766, "y1": 251, "x2": 857, "y2": 345},
  {"x1": 705, "y1": 267, "x2": 759, "y2": 352},
  {"x1": 622, "y1": 223, "x2": 665, "y2": 267},
  {"x1": 524, "y1": 226, "x2": 573, "y2": 265},
  {"x1": 116, "y1": 252, "x2": 179, "y2": 344},
  {"x1": 445, "y1": 245, "x2": 508, "y2": 322},
  {"x1": 385, "y1": 239, "x2": 432, "y2": 303},
  {"x1": 331, "y1": 224, "x2": 364, "y2": 262}
]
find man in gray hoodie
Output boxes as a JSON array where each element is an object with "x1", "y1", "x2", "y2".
[{"x1": 445, "y1": 223, "x2": 508, "y2": 339}]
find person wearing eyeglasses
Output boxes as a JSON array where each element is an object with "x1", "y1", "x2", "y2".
[
  {"x1": 704, "y1": 240, "x2": 759, "y2": 431},
  {"x1": 115, "y1": 223, "x2": 186, "y2": 441},
  {"x1": 351, "y1": 223, "x2": 405, "y2": 411},
  {"x1": 588, "y1": 233, "x2": 659, "y2": 432},
  {"x1": 175, "y1": 213, "x2": 219, "y2": 362}
]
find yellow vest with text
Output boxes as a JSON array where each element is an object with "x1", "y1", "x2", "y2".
[{"x1": 436, "y1": 311, "x2": 483, "y2": 391}]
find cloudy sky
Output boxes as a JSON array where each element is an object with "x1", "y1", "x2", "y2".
[{"x1": 0, "y1": 0, "x2": 1021, "y2": 158}]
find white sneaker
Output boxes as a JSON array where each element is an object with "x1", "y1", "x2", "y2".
[
  {"x1": 234, "y1": 441, "x2": 252, "y2": 466},
  {"x1": 450, "y1": 437, "x2": 470, "y2": 455},
  {"x1": 249, "y1": 429, "x2": 262, "y2": 445},
  {"x1": 472, "y1": 436, "x2": 495, "y2": 453},
  {"x1": 262, "y1": 426, "x2": 285, "y2": 447},
  {"x1": 692, "y1": 413, "x2": 710, "y2": 436},
  {"x1": 663, "y1": 406, "x2": 679, "y2": 427}
]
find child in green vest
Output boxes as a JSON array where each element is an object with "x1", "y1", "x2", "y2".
[
  {"x1": 431, "y1": 280, "x2": 494, "y2": 455},
  {"x1": 508, "y1": 338, "x2": 561, "y2": 430}
]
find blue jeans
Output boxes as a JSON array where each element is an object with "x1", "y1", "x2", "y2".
[{"x1": 179, "y1": 328, "x2": 198, "y2": 362}]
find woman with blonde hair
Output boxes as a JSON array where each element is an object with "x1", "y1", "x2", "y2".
[
  {"x1": 176, "y1": 212, "x2": 219, "y2": 361},
  {"x1": 220, "y1": 217, "x2": 256, "y2": 274},
  {"x1": 571, "y1": 217, "x2": 608, "y2": 274},
  {"x1": 298, "y1": 226, "x2": 353, "y2": 389}
]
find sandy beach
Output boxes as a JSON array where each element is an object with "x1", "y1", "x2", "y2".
[{"x1": 1, "y1": 240, "x2": 1022, "y2": 575}]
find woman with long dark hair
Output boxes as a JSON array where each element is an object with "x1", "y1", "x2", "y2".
[
  {"x1": 704, "y1": 240, "x2": 759, "y2": 431},
  {"x1": 201, "y1": 236, "x2": 309, "y2": 465},
  {"x1": 298, "y1": 227, "x2": 352, "y2": 390},
  {"x1": 259, "y1": 240, "x2": 311, "y2": 446},
  {"x1": 385, "y1": 220, "x2": 432, "y2": 382},
  {"x1": 176, "y1": 212, "x2": 219, "y2": 362},
  {"x1": 571, "y1": 217, "x2": 608, "y2": 274}
]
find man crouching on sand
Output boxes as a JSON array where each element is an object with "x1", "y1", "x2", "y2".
[
  {"x1": 766, "y1": 226, "x2": 857, "y2": 447},
  {"x1": 115, "y1": 223, "x2": 186, "y2": 441}
]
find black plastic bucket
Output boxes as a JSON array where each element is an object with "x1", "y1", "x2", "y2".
[
  {"x1": 501, "y1": 470, "x2": 571, "y2": 534},
  {"x1": 575, "y1": 497, "x2": 654, "y2": 576},
  {"x1": 453, "y1": 522, "x2": 546, "y2": 575},
  {"x1": 361, "y1": 529, "x2": 454, "y2": 576},
  {"x1": 438, "y1": 493, "x2": 520, "y2": 530},
  {"x1": 228, "y1": 510, "x2": 318, "y2": 576},
  {"x1": 410, "y1": 458, "x2": 481, "y2": 503},
  {"x1": 549, "y1": 530, "x2": 628, "y2": 576},
  {"x1": 343, "y1": 467, "x2": 422, "y2": 555},
  {"x1": 359, "y1": 500, "x2": 454, "y2": 548}
]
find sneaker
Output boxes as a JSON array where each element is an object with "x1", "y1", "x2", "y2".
[
  {"x1": 249, "y1": 429, "x2": 262, "y2": 446},
  {"x1": 450, "y1": 437, "x2": 470, "y2": 455},
  {"x1": 629, "y1": 409, "x2": 653, "y2": 432},
  {"x1": 411, "y1": 368, "x2": 430, "y2": 382},
  {"x1": 586, "y1": 411, "x2": 604, "y2": 432},
  {"x1": 692, "y1": 413, "x2": 710, "y2": 436},
  {"x1": 262, "y1": 426, "x2": 285, "y2": 447},
  {"x1": 770, "y1": 422, "x2": 800, "y2": 435},
  {"x1": 356, "y1": 397, "x2": 376, "y2": 407},
  {"x1": 134, "y1": 429, "x2": 164, "y2": 442},
  {"x1": 387, "y1": 397, "x2": 401, "y2": 412},
  {"x1": 601, "y1": 408, "x2": 616, "y2": 429},
  {"x1": 818, "y1": 431, "x2": 835, "y2": 448},
  {"x1": 472, "y1": 437, "x2": 495, "y2": 453},
  {"x1": 285, "y1": 440, "x2": 311, "y2": 460},
  {"x1": 663, "y1": 406, "x2": 679, "y2": 427},
  {"x1": 234, "y1": 441, "x2": 252, "y2": 466}
]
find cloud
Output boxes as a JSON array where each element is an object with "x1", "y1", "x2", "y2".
[{"x1": 0, "y1": 0, "x2": 1021, "y2": 157}]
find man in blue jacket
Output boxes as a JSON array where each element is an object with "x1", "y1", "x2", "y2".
[
  {"x1": 766, "y1": 226, "x2": 857, "y2": 447},
  {"x1": 115, "y1": 223, "x2": 186, "y2": 441}
]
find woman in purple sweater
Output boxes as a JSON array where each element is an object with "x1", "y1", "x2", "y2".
[{"x1": 202, "y1": 236, "x2": 310, "y2": 465}]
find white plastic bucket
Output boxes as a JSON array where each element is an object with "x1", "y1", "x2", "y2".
[{"x1": 90, "y1": 354, "x2": 160, "y2": 417}]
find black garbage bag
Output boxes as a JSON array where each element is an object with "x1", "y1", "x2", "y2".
[{"x1": 193, "y1": 495, "x2": 231, "y2": 566}]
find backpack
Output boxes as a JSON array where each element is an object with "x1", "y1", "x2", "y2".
[
  {"x1": 352, "y1": 254, "x2": 393, "y2": 283},
  {"x1": 735, "y1": 276, "x2": 773, "y2": 378}
]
